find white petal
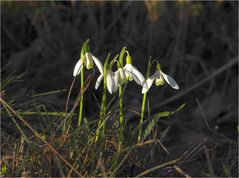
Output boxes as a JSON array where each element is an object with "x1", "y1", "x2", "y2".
[
  {"x1": 124, "y1": 64, "x2": 147, "y2": 87},
  {"x1": 85, "y1": 53, "x2": 94, "y2": 69},
  {"x1": 155, "y1": 72, "x2": 164, "y2": 86},
  {"x1": 106, "y1": 71, "x2": 115, "y2": 94},
  {"x1": 73, "y1": 59, "x2": 83, "y2": 76},
  {"x1": 114, "y1": 71, "x2": 119, "y2": 88},
  {"x1": 160, "y1": 71, "x2": 179, "y2": 90},
  {"x1": 118, "y1": 68, "x2": 126, "y2": 81},
  {"x1": 115, "y1": 70, "x2": 122, "y2": 85},
  {"x1": 111, "y1": 72, "x2": 118, "y2": 93},
  {"x1": 95, "y1": 74, "x2": 103, "y2": 90},
  {"x1": 142, "y1": 85, "x2": 149, "y2": 94},
  {"x1": 131, "y1": 66, "x2": 146, "y2": 86},
  {"x1": 142, "y1": 73, "x2": 156, "y2": 94},
  {"x1": 92, "y1": 55, "x2": 104, "y2": 74},
  {"x1": 124, "y1": 70, "x2": 141, "y2": 85},
  {"x1": 123, "y1": 64, "x2": 132, "y2": 78},
  {"x1": 155, "y1": 70, "x2": 161, "y2": 78},
  {"x1": 123, "y1": 64, "x2": 132, "y2": 70}
]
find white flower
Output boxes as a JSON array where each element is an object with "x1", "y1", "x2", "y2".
[
  {"x1": 123, "y1": 64, "x2": 147, "y2": 89},
  {"x1": 73, "y1": 52, "x2": 103, "y2": 76},
  {"x1": 113, "y1": 67, "x2": 128, "y2": 85},
  {"x1": 95, "y1": 70, "x2": 118, "y2": 94},
  {"x1": 95, "y1": 66, "x2": 145, "y2": 94},
  {"x1": 142, "y1": 67, "x2": 179, "y2": 94}
]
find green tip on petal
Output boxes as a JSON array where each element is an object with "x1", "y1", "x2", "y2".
[
  {"x1": 86, "y1": 64, "x2": 93, "y2": 69},
  {"x1": 127, "y1": 76, "x2": 133, "y2": 81},
  {"x1": 155, "y1": 71, "x2": 164, "y2": 86},
  {"x1": 156, "y1": 80, "x2": 164, "y2": 86}
]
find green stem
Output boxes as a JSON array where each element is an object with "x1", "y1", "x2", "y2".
[
  {"x1": 77, "y1": 39, "x2": 89, "y2": 128},
  {"x1": 95, "y1": 75, "x2": 107, "y2": 142},
  {"x1": 118, "y1": 47, "x2": 126, "y2": 145},
  {"x1": 78, "y1": 66, "x2": 84, "y2": 127},
  {"x1": 119, "y1": 85, "x2": 124, "y2": 144},
  {"x1": 138, "y1": 92, "x2": 147, "y2": 143},
  {"x1": 138, "y1": 56, "x2": 152, "y2": 143},
  {"x1": 95, "y1": 54, "x2": 110, "y2": 142},
  {"x1": 101, "y1": 72, "x2": 107, "y2": 136}
]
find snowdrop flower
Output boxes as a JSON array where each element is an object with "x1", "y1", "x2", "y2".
[
  {"x1": 142, "y1": 64, "x2": 179, "y2": 94},
  {"x1": 114, "y1": 66, "x2": 142, "y2": 87},
  {"x1": 122, "y1": 54, "x2": 148, "y2": 89},
  {"x1": 95, "y1": 69, "x2": 118, "y2": 94},
  {"x1": 94, "y1": 60, "x2": 143, "y2": 94},
  {"x1": 94, "y1": 55, "x2": 119, "y2": 94},
  {"x1": 73, "y1": 52, "x2": 103, "y2": 76},
  {"x1": 94, "y1": 55, "x2": 118, "y2": 94},
  {"x1": 114, "y1": 67, "x2": 127, "y2": 85}
]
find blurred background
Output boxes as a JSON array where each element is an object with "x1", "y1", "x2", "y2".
[{"x1": 1, "y1": 0, "x2": 238, "y2": 176}]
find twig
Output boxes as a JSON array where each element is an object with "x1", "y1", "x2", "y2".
[
  {"x1": 65, "y1": 76, "x2": 77, "y2": 113},
  {"x1": 181, "y1": 138, "x2": 207, "y2": 160},
  {"x1": 136, "y1": 158, "x2": 180, "y2": 177},
  {"x1": 196, "y1": 98, "x2": 233, "y2": 143},
  {"x1": 54, "y1": 73, "x2": 94, "y2": 134},
  {"x1": 204, "y1": 145, "x2": 215, "y2": 177},
  {"x1": 174, "y1": 165, "x2": 192, "y2": 178}
]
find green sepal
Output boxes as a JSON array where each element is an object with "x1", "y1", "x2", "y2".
[
  {"x1": 85, "y1": 52, "x2": 94, "y2": 69},
  {"x1": 80, "y1": 39, "x2": 90, "y2": 59},
  {"x1": 104, "y1": 53, "x2": 111, "y2": 73},
  {"x1": 109, "y1": 54, "x2": 119, "y2": 69},
  {"x1": 119, "y1": 47, "x2": 126, "y2": 67},
  {"x1": 146, "y1": 56, "x2": 152, "y2": 78}
]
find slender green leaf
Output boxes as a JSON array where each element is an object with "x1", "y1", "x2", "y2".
[
  {"x1": 143, "y1": 103, "x2": 186, "y2": 141},
  {"x1": 18, "y1": 111, "x2": 75, "y2": 117}
]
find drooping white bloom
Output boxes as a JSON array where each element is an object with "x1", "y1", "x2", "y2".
[
  {"x1": 142, "y1": 65, "x2": 179, "y2": 94},
  {"x1": 114, "y1": 67, "x2": 139, "y2": 86},
  {"x1": 73, "y1": 52, "x2": 103, "y2": 76},
  {"x1": 95, "y1": 69, "x2": 118, "y2": 94},
  {"x1": 114, "y1": 68, "x2": 127, "y2": 85},
  {"x1": 94, "y1": 57, "x2": 119, "y2": 94},
  {"x1": 123, "y1": 64, "x2": 148, "y2": 89},
  {"x1": 106, "y1": 70, "x2": 118, "y2": 94},
  {"x1": 95, "y1": 66, "x2": 145, "y2": 94}
]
